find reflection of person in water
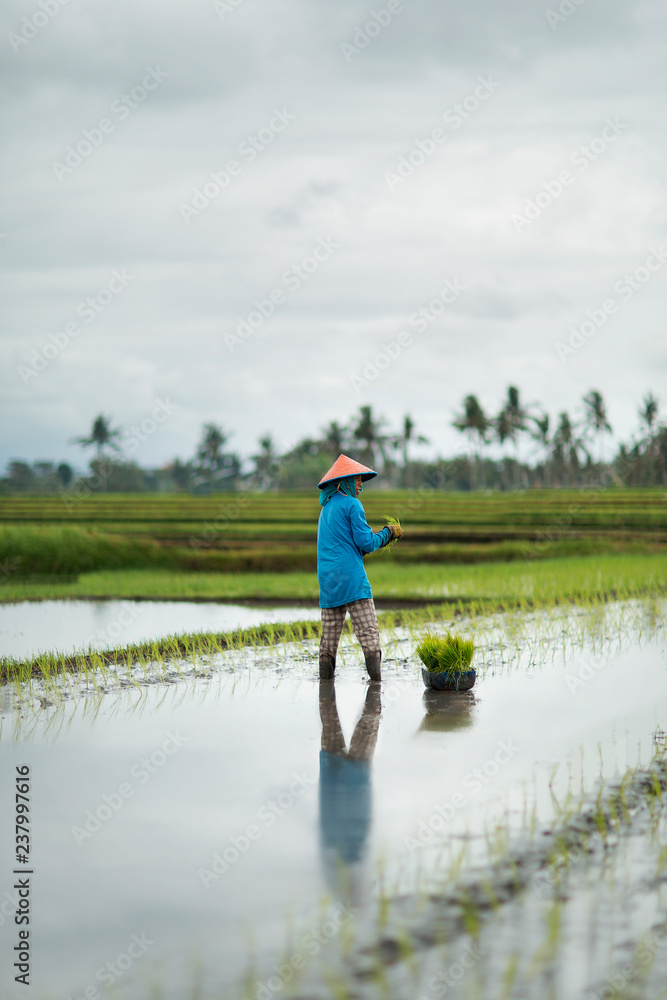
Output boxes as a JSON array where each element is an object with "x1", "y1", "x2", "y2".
[{"x1": 318, "y1": 680, "x2": 381, "y2": 903}]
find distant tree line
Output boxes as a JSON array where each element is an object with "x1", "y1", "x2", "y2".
[{"x1": 2, "y1": 388, "x2": 666, "y2": 495}]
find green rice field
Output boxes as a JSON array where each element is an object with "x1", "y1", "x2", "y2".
[
  {"x1": 2, "y1": 490, "x2": 667, "y2": 1000},
  {"x1": 1, "y1": 488, "x2": 666, "y2": 580},
  {"x1": 0, "y1": 552, "x2": 665, "y2": 606}
]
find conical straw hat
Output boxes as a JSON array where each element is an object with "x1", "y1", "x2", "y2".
[{"x1": 317, "y1": 454, "x2": 378, "y2": 489}]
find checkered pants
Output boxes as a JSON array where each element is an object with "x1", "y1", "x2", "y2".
[{"x1": 320, "y1": 598, "x2": 381, "y2": 659}]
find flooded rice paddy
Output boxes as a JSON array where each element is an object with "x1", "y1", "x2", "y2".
[
  {"x1": 0, "y1": 599, "x2": 322, "y2": 660},
  {"x1": 1, "y1": 599, "x2": 666, "y2": 1000}
]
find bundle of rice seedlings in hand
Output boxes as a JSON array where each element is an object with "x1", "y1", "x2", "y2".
[
  {"x1": 416, "y1": 632, "x2": 476, "y2": 674},
  {"x1": 378, "y1": 514, "x2": 401, "y2": 554}
]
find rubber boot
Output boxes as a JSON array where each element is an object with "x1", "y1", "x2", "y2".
[
  {"x1": 364, "y1": 649, "x2": 382, "y2": 682},
  {"x1": 319, "y1": 652, "x2": 336, "y2": 680}
]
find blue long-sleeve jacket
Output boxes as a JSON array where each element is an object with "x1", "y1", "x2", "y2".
[{"x1": 317, "y1": 494, "x2": 391, "y2": 608}]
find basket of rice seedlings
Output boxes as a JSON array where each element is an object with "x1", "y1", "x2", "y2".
[{"x1": 416, "y1": 631, "x2": 477, "y2": 691}]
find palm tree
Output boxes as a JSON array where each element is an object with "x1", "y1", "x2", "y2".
[
  {"x1": 195, "y1": 423, "x2": 239, "y2": 488},
  {"x1": 551, "y1": 411, "x2": 589, "y2": 485},
  {"x1": 502, "y1": 386, "x2": 529, "y2": 462},
  {"x1": 352, "y1": 406, "x2": 390, "y2": 470},
  {"x1": 251, "y1": 434, "x2": 279, "y2": 491},
  {"x1": 452, "y1": 396, "x2": 488, "y2": 490},
  {"x1": 639, "y1": 391, "x2": 660, "y2": 439},
  {"x1": 71, "y1": 415, "x2": 121, "y2": 492},
  {"x1": 197, "y1": 423, "x2": 227, "y2": 469},
  {"x1": 493, "y1": 408, "x2": 513, "y2": 490},
  {"x1": 321, "y1": 421, "x2": 348, "y2": 459},
  {"x1": 582, "y1": 390, "x2": 612, "y2": 464},
  {"x1": 528, "y1": 413, "x2": 551, "y2": 486},
  {"x1": 529, "y1": 413, "x2": 550, "y2": 454},
  {"x1": 394, "y1": 414, "x2": 429, "y2": 488},
  {"x1": 71, "y1": 415, "x2": 121, "y2": 459},
  {"x1": 638, "y1": 391, "x2": 661, "y2": 484},
  {"x1": 492, "y1": 388, "x2": 530, "y2": 488}
]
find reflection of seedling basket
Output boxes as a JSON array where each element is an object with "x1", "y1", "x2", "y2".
[
  {"x1": 416, "y1": 632, "x2": 477, "y2": 692},
  {"x1": 419, "y1": 690, "x2": 476, "y2": 732}
]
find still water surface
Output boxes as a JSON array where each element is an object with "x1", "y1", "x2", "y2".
[
  {"x1": 0, "y1": 599, "x2": 321, "y2": 660},
  {"x1": 0, "y1": 602, "x2": 665, "y2": 999}
]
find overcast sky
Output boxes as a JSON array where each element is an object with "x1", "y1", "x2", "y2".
[{"x1": 1, "y1": 0, "x2": 665, "y2": 474}]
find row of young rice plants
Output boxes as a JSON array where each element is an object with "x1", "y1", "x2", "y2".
[
  {"x1": 0, "y1": 618, "x2": 326, "y2": 687},
  {"x1": 2, "y1": 558, "x2": 665, "y2": 685}
]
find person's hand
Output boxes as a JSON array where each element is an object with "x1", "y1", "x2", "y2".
[{"x1": 385, "y1": 523, "x2": 404, "y2": 540}]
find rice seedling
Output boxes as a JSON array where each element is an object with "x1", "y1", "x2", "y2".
[
  {"x1": 376, "y1": 858, "x2": 391, "y2": 933},
  {"x1": 655, "y1": 843, "x2": 667, "y2": 878},
  {"x1": 322, "y1": 971, "x2": 355, "y2": 1000},
  {"x1": 376, "y1": 513, "x2": 401, "y2": 555},
  {"x1": 416, "y1": 632, "x2": 476, "y2": 674},
  {"x1": 479, "y1": 877, "x2": 501, "y2": 911},
  {"x1": 107, "y1": 739, "x2": 667, "y2": 1000},
  {"x1": 0, "y1": 617, "x2": 327, "y2": 685},
  {"x1": 393, "y1": 927, "x2": 418, "y2": 976},
  {"x1": 650, "y1": 773, "x2": 664, "y2": 802},
  {"x1": 460, "y1": 892, "x2": 481, "y2": 937},
  {"x1": 500, "y1": 953, "x2": 521, "y2": 1000},
  {"x1": 448, "y1": 843, "x2": 469, "y2": 882}
]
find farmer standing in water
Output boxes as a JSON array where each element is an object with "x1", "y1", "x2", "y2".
[{"x1": 317, "y1": 454, "x2": 403, "y2": 682}]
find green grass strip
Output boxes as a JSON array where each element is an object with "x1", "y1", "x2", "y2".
[{"x1": 1, "y1": 552, "x2": 666, "y2": 604}]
